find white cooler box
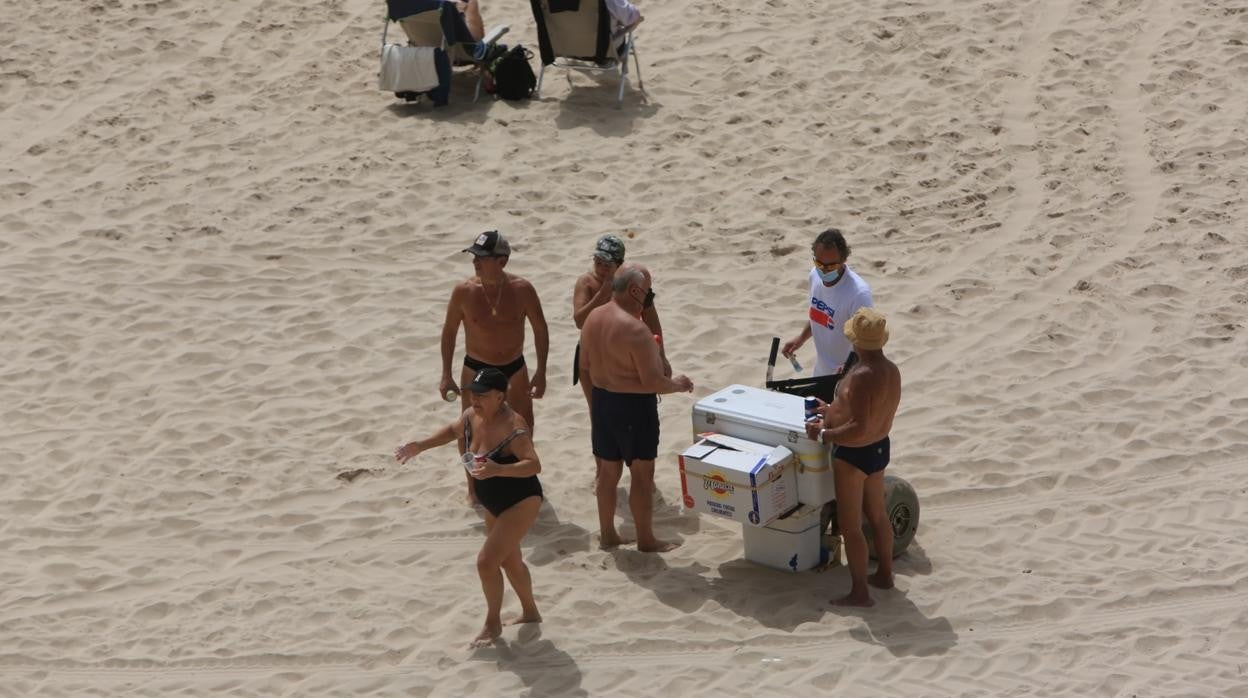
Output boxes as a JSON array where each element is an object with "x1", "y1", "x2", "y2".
[
  {"x1": 693, "y1": 385, "x2": 836, "y2": 506},
  {"x1": 678, "y1": 433, "x2": 796, "y2": 526},
  {"x1": 742, "y1": 503, "x2": 824, "y2": 572}
]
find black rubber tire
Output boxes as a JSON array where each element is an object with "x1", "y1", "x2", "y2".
[{"x1": 866, "y1": 474, "x2": 919, "y2": 559}]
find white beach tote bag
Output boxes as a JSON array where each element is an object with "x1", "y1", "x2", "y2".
[{"x1": 379, "y1": 44, "x2": 440, "y2": 93}]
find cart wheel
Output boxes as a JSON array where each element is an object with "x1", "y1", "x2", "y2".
[{"x1": 866, "y1": 475, "x2": 919, "y2": 559}]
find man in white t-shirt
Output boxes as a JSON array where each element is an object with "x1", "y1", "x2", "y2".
[{"x1": 781, "y1": 228, "x2": 873, "y2": 377}]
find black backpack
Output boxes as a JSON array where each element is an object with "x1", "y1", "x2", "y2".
[{"x1": 490, "y1": 45, "x2": 536, "y2": 100}]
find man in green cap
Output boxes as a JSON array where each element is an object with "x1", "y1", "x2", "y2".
[{"x1": 571, "y1": 234, "x2": 669, "y2": 397}]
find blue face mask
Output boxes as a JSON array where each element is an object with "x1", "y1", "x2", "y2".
[{"x1": 816, "y1": 267, "x2": 842, "y2": 285}]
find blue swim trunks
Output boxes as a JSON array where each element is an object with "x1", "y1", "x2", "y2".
[
  {"x1": 591, "y1": 387, "x2": 659, "y2": 465},
  {"x1": 833, "y1": 436, "x2": 890, "y2": 476}
]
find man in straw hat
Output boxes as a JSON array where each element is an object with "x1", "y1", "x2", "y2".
[{"x1": 805, "y1": 307, "x2": 901, "y2": 607}]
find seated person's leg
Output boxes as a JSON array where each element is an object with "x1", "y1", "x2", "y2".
[{"x1": 460, "y1": 0, "x2": 485, "y2": 41}]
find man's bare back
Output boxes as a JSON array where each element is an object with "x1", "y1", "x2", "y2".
[
  {"x1": 578, "y1": 264, "x2": 691, "y2": 554},
  {"x1": 580, "y1": 301, "x2": 670, "y2": 394}
]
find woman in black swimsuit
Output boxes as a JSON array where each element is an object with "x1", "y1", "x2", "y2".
[{"x1": 395, "y1": 367, "x2": 544, "y2": 648}]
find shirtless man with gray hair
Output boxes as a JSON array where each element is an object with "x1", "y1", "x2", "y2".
[{"x1": 579, "y1": 263, "x2": 692, "y2": 552}]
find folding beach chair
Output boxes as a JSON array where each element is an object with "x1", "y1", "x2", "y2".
[
  {"x1": 382, "y1": 0, "x2": 509, "y2": 103},
  {"x1": 529, "y1": 0, "x2": 643, "y2": 104}
]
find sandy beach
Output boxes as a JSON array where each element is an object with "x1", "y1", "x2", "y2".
[{"x1": 2, "y1": 0, "x2": 1247, "y2": 695}]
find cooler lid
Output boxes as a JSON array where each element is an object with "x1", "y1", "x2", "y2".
[{"x1": 693, "y1": 384, "x2": 807, "y2": 432}]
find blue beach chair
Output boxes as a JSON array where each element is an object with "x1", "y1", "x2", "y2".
[{"x1": 381, "y1": 0, "x2": 509, "y2": 104}]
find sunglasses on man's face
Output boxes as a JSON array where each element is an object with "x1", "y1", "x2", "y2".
[{"x1": 812, "y1": 257, "x2": 844, "y2": 271}]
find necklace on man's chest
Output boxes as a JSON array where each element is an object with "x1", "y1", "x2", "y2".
[{"x1": 485, "y1": 281, "x2": 504, "y2": 316}]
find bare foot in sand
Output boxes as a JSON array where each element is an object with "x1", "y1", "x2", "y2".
[
  {"x1": 832, "y1": 591, "x2": 875, "y2": 608},
  {"x1": 599, "y1": 532, "x2": 633, "y2": 549},
  {"x1": 869, "y1": 570, "x2": 894, "y2": 589},
  {"x1": 507, "y1": 611, "x2": 542, "y2": 626},
  {"x1": 637, "y1": 539, "x2": 680, "y2": 553},
  {"x1": 469, "y1": 620, "x2": 502, "y2": 648}
]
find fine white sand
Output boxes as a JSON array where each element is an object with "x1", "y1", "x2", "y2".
[{"x1": 3, "y1": 0, "x2": 1247, "y2": 695}]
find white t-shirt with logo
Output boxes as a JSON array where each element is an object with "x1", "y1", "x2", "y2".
[{"x1": 807, "y1": 266, "x2": 873, "y2": 376}]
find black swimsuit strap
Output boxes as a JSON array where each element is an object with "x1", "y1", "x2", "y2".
[
  {"x1": 484, "y1": 429, "x2": 527, "y2": 460},
  {"x1": 463, "y1": 415, "x2": 526, "y2": 459}
]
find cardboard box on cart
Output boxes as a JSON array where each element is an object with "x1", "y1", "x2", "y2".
[
  {"x1": 678, "y1": 433, "x2": 796, "y2": 526},
  {"x1": 692, "y1": 385, "x2": 836, "y2": 506}
]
